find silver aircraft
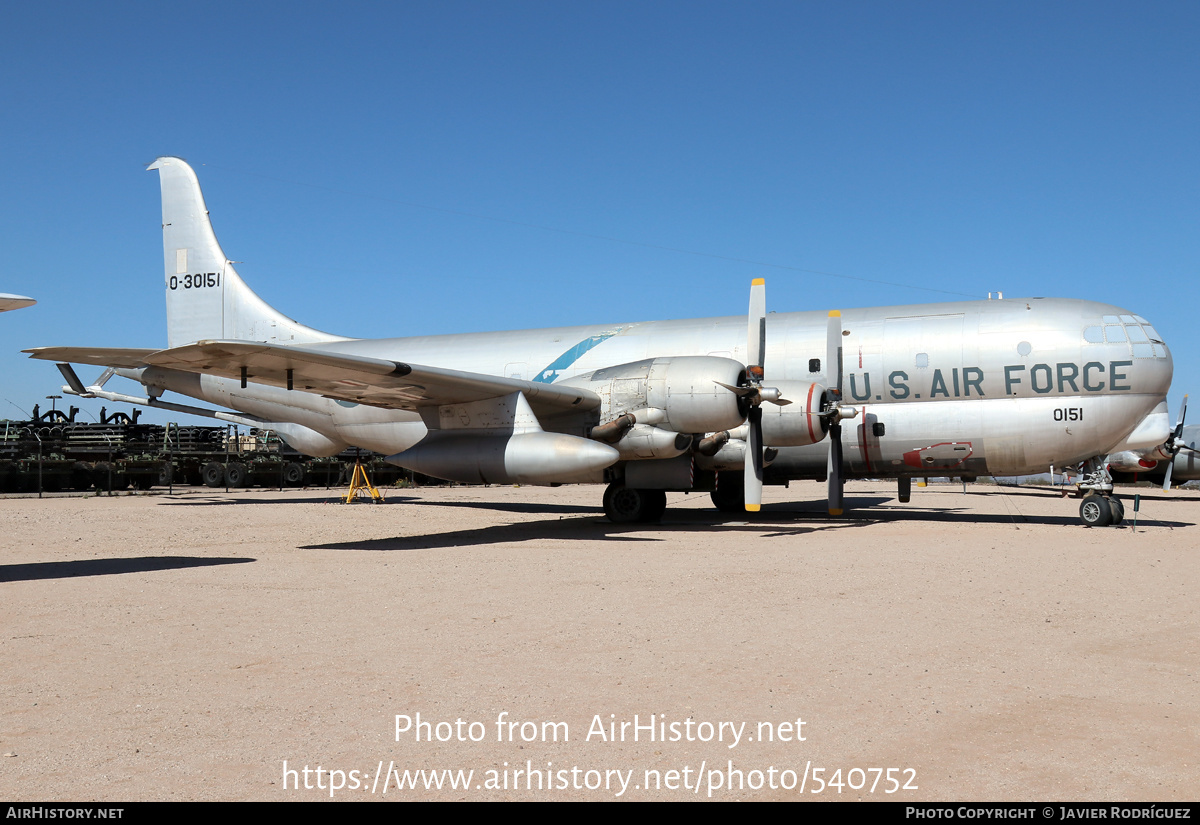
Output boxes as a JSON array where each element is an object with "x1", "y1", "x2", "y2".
[
  {"x1": 28, "y1": 157, "x2": 1174, "y2": 527},
  {"x1": 0, "y1": 293, "x2": 35, "y2": 312}
]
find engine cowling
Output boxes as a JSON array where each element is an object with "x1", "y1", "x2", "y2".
[
  {"x1": 563, "y1": 356, "x2": 746, "y2": 435},
  {"x1": 757, "y1": 381, "x2": 830, "y2": 447}
]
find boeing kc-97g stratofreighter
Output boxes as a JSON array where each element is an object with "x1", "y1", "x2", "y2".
[{"x1": 27, "y1": 157, "x2": 1174, "y2": 527}]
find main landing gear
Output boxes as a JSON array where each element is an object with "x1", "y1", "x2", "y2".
[
  {"x1": 709, "y1": 471, "x2": 745, "y2": 513},
  {"x1": 602, "y1": 483, "x2": 667, "y2": 523}
]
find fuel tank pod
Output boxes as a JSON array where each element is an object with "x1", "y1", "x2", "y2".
[{"x1": 388, "y1": 431, "x2": 619, "y2": 485}]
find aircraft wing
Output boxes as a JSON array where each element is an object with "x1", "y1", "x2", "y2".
[{"x1": 139, "y1": 340, "x2": 602, "y2": 415}]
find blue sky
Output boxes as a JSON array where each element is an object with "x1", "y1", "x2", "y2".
[{"x1": 2, "y1": 1, "x2": 1197, "y2": 427}]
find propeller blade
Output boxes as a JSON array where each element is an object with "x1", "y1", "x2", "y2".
[
  {"x1": 1162, "y1": 459, "x2": 1175, "y2": 492},
  {"x1": 748, "y1": 278, "x2": 766, "y2": 370},
  {"x1": 714, "y1": 381, "x2": 754, "y2": 397},
  {"x1": 826, "y1": 310, "x2": 843, "y2": 399},
  {"x1": 825, "y1": 309, "x2": 845, "y2": 516},
  {"x1": 828, "y1": 420, "x2": 844, "y2": 516},
  {"x1": 745, "y1": 406, "x2": 764, "y2": 512},
  {"x1": 1173, "y1": 395, "x2": 1188, "y2": 442}
]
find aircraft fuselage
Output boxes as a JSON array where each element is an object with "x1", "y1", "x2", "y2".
[{"x1": 136, "y1": 295, "x2": 1171, "y2": 481}]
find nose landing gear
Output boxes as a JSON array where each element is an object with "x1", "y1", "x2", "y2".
[
  {"x1": 1078, "y1": 491, "x2": 1125, "y2": 528},
  {"x1": 1075, "y1": 457, "x2": 1124, "y2": 528}
]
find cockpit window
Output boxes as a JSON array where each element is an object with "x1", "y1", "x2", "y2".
[{"x1": 1083, "y1": 318, "x2": 1168, "y2": 358}]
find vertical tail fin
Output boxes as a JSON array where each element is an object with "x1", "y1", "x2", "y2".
[{"x1": 148, "y1": 157, "x2": 344, "y2": 348}]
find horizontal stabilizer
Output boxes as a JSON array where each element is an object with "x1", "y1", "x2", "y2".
[
  {"x1": 0, "y1": 293, "x2": 35, "y2": 312},
  {"x1": 25, "y1": 346, "x2": 159, "y2": 369}
]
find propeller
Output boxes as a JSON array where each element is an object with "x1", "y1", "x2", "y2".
[
  {"x1": 1162, "y1": 394, "x2": 1190, "y2": 491},
  {"x1": 816, "y1": 309, "x2": 864, "y2": 515},
  {"x1": 742, "y1": 279, "x2": 773, "y2": 511},
  {"x1": 721, "y1": 279, "x2": 850, "y2": 514},
  {"x1": 825, "y1": 311, "x2": 845, "y2": 515}
]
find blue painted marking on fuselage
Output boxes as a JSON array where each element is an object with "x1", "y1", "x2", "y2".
[{"x1": 534, "y1": 329, "x2": 622, "y2": 383}]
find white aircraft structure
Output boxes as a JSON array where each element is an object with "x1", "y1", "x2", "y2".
[
  {"x1": 1107, "y1": 397, "x2": 1200, "y2": 489},
  {"x1": 0, "y1": 293, "x2": 35, "y2": 312},
  {"x1": 27, "y1": 157, "x2": 1175, "y2": 527}
]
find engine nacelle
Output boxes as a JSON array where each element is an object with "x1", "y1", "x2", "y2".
[
  {"x1": 1106, "y1": 450, "x2": 1162, "y2": 473},
  {"x1": 758, "y1": 381, "x2": 829, "y2": 447},
  {"x1": 563, "y1": 356, "x2": 746, "y2": 434}
]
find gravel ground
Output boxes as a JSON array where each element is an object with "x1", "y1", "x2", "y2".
[{"x1": 1, "y1": 481, "x2": 1196, "y2": 801}]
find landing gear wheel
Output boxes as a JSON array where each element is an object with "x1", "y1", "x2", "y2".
[
  {"x1": 1079, "y1": 494, "x2": 1112, "y2": 528},
  {"x1": 641, "y1": 490, "x2": 667, "y2": 522},
  {"x1": 603, "y1": 484, "x2": 666, "y2": 523},
  {"x1": 1107, "y1": 495, "x2": 1125, "y2": 525},
  {"x1": 710, "y1": 472, "x2": 746, "y2": 513}
]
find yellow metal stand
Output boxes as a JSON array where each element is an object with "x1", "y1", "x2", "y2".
[{"x1": 343, "y1": 461, "x2": 384, "y2": 503}]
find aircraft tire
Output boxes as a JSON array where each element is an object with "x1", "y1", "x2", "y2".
[
  {"x1": 710, "y1": 473, "x2": 745, "y2": 513},
  {"x1": 603, "y1": 483, "x2": 666, "y2": 523},
  {"x1": 202, "y1": 461, "x2": 225, "y2": 488},
  {"x1": 1107, "y1": 495, "x2": 1125, "y2": 525},
  {"x1": 641, "y1": 490, "x2": 667, "y2": 522},
  {"x1": 1079, "y1": 494, "x2": 1112, "y2": 528}
]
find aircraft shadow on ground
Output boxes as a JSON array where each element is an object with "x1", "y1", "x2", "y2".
[
  {"x1": 401, "y1": 494, "x2": 893, "y2": 515},
  {"x1": 299, "y1": 493, "x2": 1192, "y2": 551},
  {"x1": 0, "y1": 556, "x2": 255, "y2": 583},
  {"x1": 156, "y1": 495, "x2": 417, "y2": 507},
  {"x1": 298, "y1": 515, "x2": 881, "y2": 553}
]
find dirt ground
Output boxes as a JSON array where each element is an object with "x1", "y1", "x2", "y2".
[{"x1": 1, "y1": 480, "x2": 1196, "y2": 801}]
